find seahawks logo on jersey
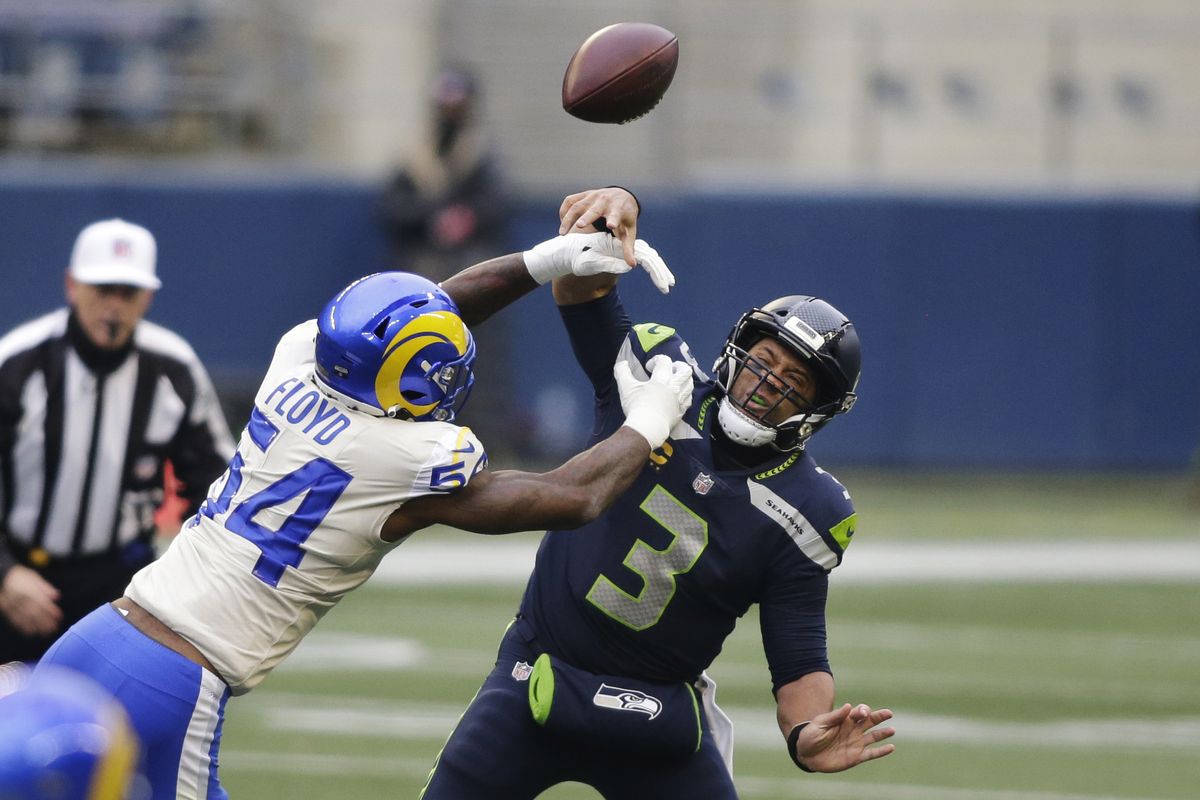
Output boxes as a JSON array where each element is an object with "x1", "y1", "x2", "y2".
[{"x1": 593, "y1": 684, "x2": 663, "y2": 720}]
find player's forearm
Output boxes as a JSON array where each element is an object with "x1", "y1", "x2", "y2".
[
  {"x1": 440, "y1": 253, "x2": 540, "y2": 327},
  {"x1": 530, "y1": 426, "x2": 651, "y2": 526},
  {"x1": 552, "y1": 274, "x2": 616, "y2": 306},
  {"x1": 389, "y1": 428, "x2": 651, "y2": 538},
  {"x1": 459, "y1": 427, "x2": 649, "y2": 534},
  {"x1": 775, "y1": 671, "x2": 836, "y2": 734}
]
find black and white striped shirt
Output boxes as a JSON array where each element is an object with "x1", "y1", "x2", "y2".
[{"x1": 0, "y1": 308, "x2": 234, "y2": 572}]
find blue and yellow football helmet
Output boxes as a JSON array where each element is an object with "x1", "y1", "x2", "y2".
[
  {"x1": 0, "y1": 666, "x2": 140, "y2": 800},
  {"x1": 314, "y1": 272, "x2": 476, "y2": 422}
]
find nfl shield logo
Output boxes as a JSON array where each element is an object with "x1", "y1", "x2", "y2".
[
  {"x1": 511, "y1": 661, "x2": 532, "y2": 681},
  {"x1": 692, "y1": 472, "x2": 714, "y2": 495}
]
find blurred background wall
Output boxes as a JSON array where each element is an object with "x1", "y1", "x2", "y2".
[{"x1": 0, "y1": 0, "x2": 1197, "y2": 470}]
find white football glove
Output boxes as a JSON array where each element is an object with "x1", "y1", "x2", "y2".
[
  {"x1": 615, "y1": 355, "x2": 694, "y2": 449},
  {"x1": 524, "y1": 232, "x2": 675, "y2": 294},
  {"x1": 626, "y1": 239, "x2": 675, "y2": 294}
]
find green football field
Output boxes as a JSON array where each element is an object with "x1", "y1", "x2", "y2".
[{"x1": 216, "y1": 470, "x2": 1200, "y2": 799}]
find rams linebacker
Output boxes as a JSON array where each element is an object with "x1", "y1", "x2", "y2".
[
  {"x1": 33, "y1": 189, "x2": 694, "y2": 800},
  {"x1": 422, "y1": 187, "x2": 896, "y2": 799}
]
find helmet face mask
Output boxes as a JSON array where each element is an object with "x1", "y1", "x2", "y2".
[
  {"x1": 713, "y1": 295, "x2": 860, "y2": 451},
  {"x1": 314, "y1": 273, "x2": 476, "y2": 422}
]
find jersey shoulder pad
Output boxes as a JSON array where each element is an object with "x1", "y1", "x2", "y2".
[
  {"x1": 258, "y1": 321, "x2": 317, "y2": 393},
  {"x1": 746, "y1": 456, "x2": 857, "y2": 570},
  {"x1": 620, "y1": 322, "x2": 709, "y2": 382},
  {"x1": 274, "y1": 321, "x2": 318, "y2": 367},
  {"x1": 628, "y1": 322, "x2": 684, "y2": 361},
  {"x1": 407, "y1": 423, "x2": 488, "y2": 496}
]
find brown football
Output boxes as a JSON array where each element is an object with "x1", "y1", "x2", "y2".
[{"x1": 562, "y1": 23, "x2": 679, "y2": 124}]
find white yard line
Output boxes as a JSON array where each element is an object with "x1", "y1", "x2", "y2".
[
  {"x1": 721, "y1": 707, "x2": 1200, "y2": 753},
  {"x1": 371, "y1": 537, "x2": 1200, "y2": 586},
  {"x1": 220, "y1": 750, "x2": 427, "y2": 778},
  {"x1": 281, "y1": 632, "x2": 427, "y2": 670},
  {"x1": 736, "y1": 776, "x2": 1175, "y2": 800},
  {"x1": 219, "y1": 747, "x2": 1176, "y2": 800},
  {"x1": 247, "y1": 692, "x2": 1200, "y2": 754}
]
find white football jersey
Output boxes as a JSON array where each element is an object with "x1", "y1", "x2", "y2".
[{"x1": 127, "y1": 321, "x2": 486, "y2": 694}]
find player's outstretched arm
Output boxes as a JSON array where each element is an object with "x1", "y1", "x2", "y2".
[
  {"x1": 440, "y1": 252, "x2": 539, "y2": 327},
  {"x1": 443, "y1": 187, "x2": 672, "y2": 325},
  {"x1": 445, "y1": 231, "x2": 671, "y2": 326},
  {"x1": 386, "y1": 427, "x2": 650, "y2": 538},
  {"x1": 441, "y1": 234, "x2": 641, "y2": 326},
  {"x1": 382, "y1": 356, "x2": 692, "y2": 540},
  {"x1": 776, "y1": 674, "x2": 896, "y2": 773}
]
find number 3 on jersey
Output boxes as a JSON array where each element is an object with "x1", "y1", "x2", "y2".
[
  {"x1": 586, "y1": 485, "x2": 708, "y2": 630},
  {"x1": 196, "y1": 408, "x2": 352, "y2": 587}
]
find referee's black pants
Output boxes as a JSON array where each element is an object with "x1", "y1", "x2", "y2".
[{"x1": 0, "y1": 544, "x2": 152, "y2": 663}]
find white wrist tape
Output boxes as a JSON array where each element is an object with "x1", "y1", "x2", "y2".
[
  {"x1": 622, "y1": 408, "x2": 671, "y2": 450},
  {"x1": 523, "y1": 247, "x2": 561, "y2": 285}
]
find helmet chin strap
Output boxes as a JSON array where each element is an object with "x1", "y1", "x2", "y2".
[
  {"x1": 385, "y1": 405, "x2": 414, "y2": 420},
  {"x1": 716, "y1": 397, "x2": 777, "y2": 448}
]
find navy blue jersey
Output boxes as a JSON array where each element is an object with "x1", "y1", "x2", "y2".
[{"x1": 518, "y1": 290, "x2": 857, "y2": 691}]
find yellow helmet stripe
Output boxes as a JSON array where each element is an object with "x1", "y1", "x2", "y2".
[
  {"x1": 87, "y1": 705, "x2": 139, "y2": 800},
  {"x1": 374, "y1": 311, "x2": 469, "y2": 415}
]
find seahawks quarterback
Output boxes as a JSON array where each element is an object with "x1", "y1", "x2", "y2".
[
  {"x1": 34, "y1": 189, "x2": 694, "y2": 800},
  {"x1": 422, "y1": 187, "x2": 896, "y2": 799}
]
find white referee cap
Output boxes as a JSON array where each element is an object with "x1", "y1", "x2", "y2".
[{"x1": 69, "y1": 218, "x2": 162, "y2": 290}]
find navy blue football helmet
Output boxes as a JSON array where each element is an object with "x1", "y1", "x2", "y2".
[
  {"x1": 0, "y1": 666, "x2": 141, "y2": 800},
  {"x1": 713, "y1": 295, "x2": 860, "y2": 451},
  {"x1": 314, "y1": 272, "x2": 476, "y2": 421}
]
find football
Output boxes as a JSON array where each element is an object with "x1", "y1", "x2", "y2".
[{"x1": 562, "y1": 23, "x2": 679, "y2": 124}]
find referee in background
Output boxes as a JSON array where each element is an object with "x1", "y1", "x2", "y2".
[{"x1": 0, "y1": 218, "x2": 234, "y2": 662}]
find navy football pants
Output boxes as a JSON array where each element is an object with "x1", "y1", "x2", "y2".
[{"x1": 420, "y1": 620, "x2": 738, "y2": 800}]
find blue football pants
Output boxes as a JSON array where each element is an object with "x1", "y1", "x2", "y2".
[{"x1": 37, "y1": 604, "x2": 231, "y2": 800}]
